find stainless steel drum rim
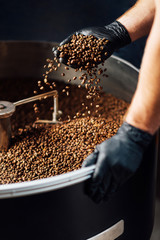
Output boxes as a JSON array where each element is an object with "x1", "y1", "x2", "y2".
[
  {"x1": 111, "y1": 55, "x2": 139, "y2": 73},
  {"x1": 0, "y1": 165, "x2": 95, "y2": 199}
]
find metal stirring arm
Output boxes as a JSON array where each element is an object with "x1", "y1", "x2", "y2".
[
  {"x1": 14, "y1": 90, "x2": 58, "y2": 107},
  {"x1": 14, "y1": 90, "x2": 61, "y2": 124},
  {"x1": 0, "y1": 90, "x2": 61, "y2": 151}
]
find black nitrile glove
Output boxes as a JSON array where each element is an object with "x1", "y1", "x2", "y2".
[
  {"x1": 82, "y1": 122, "x2": 153, "y2": 203},
  {"x1": 53, "y1": 21, "x2": 131, "y2": 65}
]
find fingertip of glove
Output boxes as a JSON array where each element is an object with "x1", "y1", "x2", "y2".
[
  {"x1": 59, "y1": 56, "x2": 69, "y2": 66},
  {"x1": 81, "y1": 161, "x2": 89, "y2": 168},
  {"x1": 59, "y1": 57, "x2": 64, "y2": 63},
  {"x1": 82, "y1": 159, "x2": 93, "y2": 168},
  {"x1": 52, "y1": 49, "x2": 60, "y2": 58},
  {"x1": 82, "y1": 151, "x2": 98, "y2": 168},
  {"x1": 52, "y1": 47, "x2": 56, "y2": 52}
]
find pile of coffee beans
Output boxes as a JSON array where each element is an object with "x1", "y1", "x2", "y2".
[
  {"x1": 0, "y1": 77, "x2": 129, "y2": 184},
  {"x1": 0, "y1": 114, "x2": 125, "y2": 184},
  {"x1": 0, "y1": 78, "x2": 129, "y2": 184}
]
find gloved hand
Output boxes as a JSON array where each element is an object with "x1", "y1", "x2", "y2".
[
  {"x1": 82, "y1": 122, "x2": 153, "y2": 203},
  {"x1": 53, "y1": 21, "x2": 131, "y2": 65}
]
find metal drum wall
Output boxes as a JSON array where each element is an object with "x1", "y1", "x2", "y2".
[{"x1": 0, "y1": 42, "x2": 157, "y2": 240}]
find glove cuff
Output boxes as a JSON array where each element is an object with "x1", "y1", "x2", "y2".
[
  {"x1": 104, "y1": 21, "x2": 131, "y2": 49},
  {"x1": 118, "y1": 122, "x2": 153, "y2": 148}
]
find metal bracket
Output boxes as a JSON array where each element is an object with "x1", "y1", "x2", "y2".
[
  {"x1": 14, "y1": 90, "x2": 61, "y2": 124},
  {"x1": 87, "y1": 220, "x2": 124, "y2": 240},
  {"x1": 0, "y1": 90, "x2": 62, "y2": 151}
]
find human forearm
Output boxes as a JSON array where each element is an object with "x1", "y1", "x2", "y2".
[
  {"x1": 126, "y1": 6, "x2": 160, "y2": 134},
  {"x1": 81, "y1": 0, "x2": 157, "y2": 202},
  {"x1": 117, "y1": 0, "x2": 155, "y2": 41}
]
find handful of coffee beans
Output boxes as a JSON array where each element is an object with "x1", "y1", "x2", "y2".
[{"x1": 57, "y1": 34, "x2": 108, "y2": 69}]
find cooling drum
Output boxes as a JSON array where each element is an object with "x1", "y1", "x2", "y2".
[{"x1": 0, "y1": 41, "x2": 157, "y2": 240}]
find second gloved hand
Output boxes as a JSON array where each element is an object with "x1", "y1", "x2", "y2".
[
  {"x1": 53, "y1": 21, "x2": 131, "y2": 66},
  {"x1": 82, "y1": 122, "x2": 153, "y2": 203}
]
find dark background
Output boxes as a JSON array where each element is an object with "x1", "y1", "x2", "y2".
[{"x1": 0, "y1": 0, "x2": 146, "y2": 68}]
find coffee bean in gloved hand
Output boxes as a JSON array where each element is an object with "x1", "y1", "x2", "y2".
[
  {"x1": 82, "y1": 122, "x2": 153, "y2": 203},
  {"x1": 53, "y1": 21, "x2": 131, "y2": 67}
]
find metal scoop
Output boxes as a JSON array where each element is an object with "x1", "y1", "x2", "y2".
[{"x1": 0, "y1": 90, "x2": 61, "y2": 151}]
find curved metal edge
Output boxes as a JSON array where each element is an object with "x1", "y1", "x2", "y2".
[
  {"x1": 0, "y1": 40, "x2": 58, "y2": 46},
  {"x1": 0, "y1": 165, "x2": 95, "y2": 199},
  {"x1": 0, "y1": 176, "x2": 90, "y2": 199},
  {"x1": 111, "y1": 55, "x2": 139, "y2": 73},
  {"x1": 87, "y1": 220, "x2": 124, "y2": 240},
  {"x1": 0, "y1": 40, "x2": 139, "y2": 73},
  {"x1": 0, "y1": 101, "x2": 15, "y2": 119}
]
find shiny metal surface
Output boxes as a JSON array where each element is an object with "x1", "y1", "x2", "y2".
[
  {"x1": 0, "y1": 101, "x2": 15, "y2": 119},
  {"x1": 0, "y1": 90, "x2": 60, "y2": 151},
  {"x1": 14, "y1": 90, "x2": 58, "y2": 107},
  {"x1": 14, "y1": 90, "x2": 61, "y2": 124},
  {"x1": 87, "y1": 220, "x2": 124, "y2": 240},
  {"x1": 0, "y1": 117, "x2": 12, "y2": 151},
  {"x1": 0, "y1": 101, "x2": 15, "y2": 150}
]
